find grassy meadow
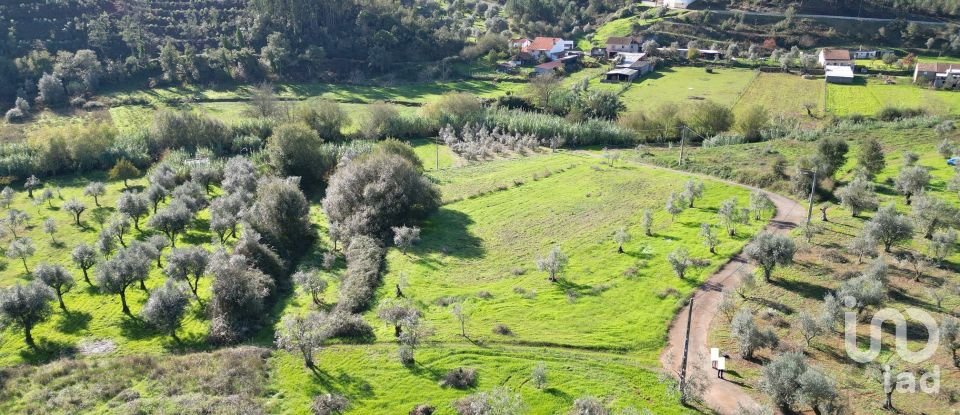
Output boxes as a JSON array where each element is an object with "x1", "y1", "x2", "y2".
[
  {"x1": 619, "y1": 67, "x2": 757, "y2": 112},
  {"x1": 0, "y1": 141, "x2": 770, "y2": 413},
  {"x1": 732, "y1": 73, "x2": 825, "y2": 119}
]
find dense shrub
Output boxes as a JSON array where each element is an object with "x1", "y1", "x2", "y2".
[
  {"x1": 246, "y1": 176, "x2": 316, "y2": 259},
  {"x1": 150, "y1": 111, "x2": 233, "y2": 156},
  {"x1": 336, "y1": 235, "x2": 386, "y2": 313},
  {"x1": 481, "y1": 108, "x2": 637, "y2": 147},
  {"x1": 440, "y1": 368, "x2": 478, "y2": 389},
  {"x1": 207, "y1": 251, "x2": 275, "y2": 344},
  {"x1": 266, "y1": 123, "x2": 335, "y2": 188},
  {"x1": 325, "y1": 311, "x2": 376, "y2": 342},
  {"x1": 323, "y1": 151, "x2": 440, "y2": 241},
  {"x1": 877, "y1": 106, "x2": 925, "y2": 122}
]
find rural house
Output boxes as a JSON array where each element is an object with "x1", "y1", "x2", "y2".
[
  {"x1": 824, "y1": 65, "x2": 854, "y2": 84},
  {"x1": 818, "y1": 48, "x2": 854, "y2": 68},
  {"x1": 523, "y1": 37, "x2": 575, "y2": 60},
  {"x1": 606, "y1": 37, "x2": 642, "y2": 59},
  {"x1": 914, "y1": 61, "x2": 960, "y2": 87}
]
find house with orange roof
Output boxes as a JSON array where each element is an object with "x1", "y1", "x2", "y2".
[{"x1": 522, "y1": 37, "x2": 574, "y2": 60}]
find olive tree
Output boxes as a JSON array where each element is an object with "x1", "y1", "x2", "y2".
[
  {"x1": 641, "y1": 208, "x2": 654, "y2": 236},
  {"x1": 141, "y1": 279, "x2": 190, "y2": 341},
  {"x1": 0, "y1": 281, "x2": 54, "y2": 348},
  {"x1": 276, "y1": 311, "x2": 331, "y2": 368},
  {"x1": 839, "y1": 274, "x2": 886, "y2": 316},
  {"x1": 665, "y1": 191, "x2": 685, "y2": 222},
  {"x1": 847, "y1": 233, "x2": 877, "y2": 264},
  {"x1": 929, "y1": 229, "x2": 958, "y2": 265},
  {"x1": 312, "y1": 394, "x2": 350, "y2": 415},
  {"x1": 24, "y1": 175, "x2": 41, "y2": 198},
  {"x1": 42, "y1": 218, "x2": 57, "y2": 244},
  {"x1": 865, "y1": 204, "x2": 914, "y2": 252},
  {"x1": 571, "y1": 397, "x2": 609, "y2": 415},
  {"x1": 731, "y1": 307, "x2": 778, "y2": 359},
  {"x1": 718, "y1": 198, "x2": 741, "y2": 236},
  {"x1": 71, "y1": 243, "x2": 97, "y2": 285},
  {"x1": 0, "y1": 187, "x2": 14, "y2": 208},
  {"x1": 857, "y1": 138, "x2": 886, "y2": 178},
  {"x1": 667, "y1": 247, "x2": 692, "y2": 278},
  {"x1": 293, "y1": 270, "x2": 329, "y2": 307},
  {"x1": 836, "y1": 176, "x2": 878, "y2": 217},
  {"x1": 222, "y1": 156, "x2": 258, "y2": 198},
  {"x1": 96, "y1": 246, "x2": 151, "y2": 315},
  {"x1": 63, "y1": 198, "x2": 87, "y2": 225},
  {"x1": 699, "y1": 223, "x2": 720, "y2": 254},
  {"x1": 536, "y1": 245, "x2": 568, "y2": 282},
  {"x1": 760, "y1": 352, "x2": 806, "y2": 410},
  {"x1": 148, "y1": 200, "x2": 193, "y2": 247},
  {"x1": 744, "y1": 232, "x2": 796, "y2": 282},
  {"x1": 749, "y1": 190, "x2": 774, "y2": 220},
  {"x1": 796, "y1": 312, "x2": 824, "y2": 347},
  {"x1": 5, "y1": 208, "x2": 29, "y2": 238},
  {"x1": 911, "y1": 194, "x2": 955, "y2": 239},
  {"x1": 454, "y1": 387, "x2": 525, "y2": 415},
  {"x1": 7, "y1": 237, "x2": 35, "y2": 274},
  {"x1": 210, "y1": 193, "x2": 245, "y2": 244},
  {"x1": 34, "y1": 263, "x2": 74, "y2": 312},
  {"x1": 531, "y1": 362, "x2": 548, "y2": 389},
  {"x1": 164, "y1": 246, "x2": 210, "y2": 303},
  {"x1": 377, "y1": 299, "x2": 420, "y2": 337},
  {"x1": 392, "y1": 225, "x2": 421, "y2": 254},
  {"x1": 682, "y1": 180, "x2": 704, "y2": 208},
  {"x1": 941, "y1": 316, "x2": 960, "y2": 367},
  {"x1": 145, "y1": 185, "x2": 166, "y2": 214},
  {"x1": 894, "y1": 166, "x2": 930, "y2": 205},
  {"x1": 83, "y1": 181, "x2": 106, "y2": 207},
  {"x1": 613, "y1": 227, "x2": 631, "y2": 253},
  {"x1": 117, "y1": 191, "x2": 149, "y2": 230}
]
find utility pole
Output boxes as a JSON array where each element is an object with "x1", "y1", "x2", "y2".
[
  {"x1": 678, "y1": 297, "x2": 694, "y2": 404},
  {"x1": 807, "y1": 169, "x2": 817, "y2": 225},
  {"x1": 678, "y1": 126, "x2": 686, "y2": 167}
]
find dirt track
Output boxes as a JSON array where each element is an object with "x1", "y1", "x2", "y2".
[{"x1": 658, "y1": 183, "x2": 806, "y2": 414}]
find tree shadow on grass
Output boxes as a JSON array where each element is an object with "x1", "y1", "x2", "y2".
[
  {"x1": 19, "y1": 338, "x2": 77, "y2": 364},
  {"x1": 162, "y1": 332, "x2": 213, "y2": 354},
  {"x1": 412, "y1": 209, "x2": 484, "y2": 260},
  {"x1": 119, "y1": 315, "x2": 157, "y2": 340},
  {"x1": 56, "y1": 310, "x2": 92, "y2": 333},
  {"x1": 405, "y1": 360, "x2": 446, "y2": 383},
  {"x1": 309, "y1": 367, "x2": 376, "y2": 399},
  {"x1": 769, "y1": 276, "x2": 828, "y2": 301},
  {"x1": 181, "y1": 229, "x2": 211, "y2": 246},
  {"x1": 544, "y1": 387, "x2": 572, "y2": 401}
]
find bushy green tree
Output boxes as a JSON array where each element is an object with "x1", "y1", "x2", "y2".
[
  {"x1": 34, "y1": 263, "x2": 74, "y2": 312},
  {"x1": 744, "y1": 232, "x2": 796, "y2": 282},
  {"x1": 0, "y1": 281, "x2": 54, "y2": 347},
  {"x1": 142, "y1": 279, "x2": 190, "y2": 341}
]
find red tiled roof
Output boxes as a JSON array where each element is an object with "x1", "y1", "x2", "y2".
[
  {"x1": 821, "y1": 48, "x2": 851, "y2": 61},
  {"x1": 527, "y1": 37, "x2": 563, "y2": 51},
  {"x1": 916, "y1": 62, "x2": 960, "y2": 72}
]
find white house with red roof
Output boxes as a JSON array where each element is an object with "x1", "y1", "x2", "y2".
[{"x1": 522, "y1": 37, "x2": 574, "y2": 60}]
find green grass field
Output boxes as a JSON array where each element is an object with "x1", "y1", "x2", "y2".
[
  {"x1": 0, "y1": 145, "x2": 768, "y2": 414},
  {"x1": 619, "y1": 67, "x2": 757, "y2": 112},
  {"x1": 732, "y1": 73, "x2": 825, "y2": 119},
  {"x1": 826, "y1": 76, "x2": 960, "y2": 116}
]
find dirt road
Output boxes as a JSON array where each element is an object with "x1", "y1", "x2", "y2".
[{"x1": 659, "y1": 187, "x2": 805, "y2": 414}]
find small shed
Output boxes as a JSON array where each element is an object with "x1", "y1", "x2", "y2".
[
  {"x1": 605, "y1": 68, "x2": 640, "y2": 82},
  {"x1": 534, "y1": 60, "x2": 564, "y2": 76},
  {"x1": 825, "y1": 65, "x2": 854, "y2": 84}
]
